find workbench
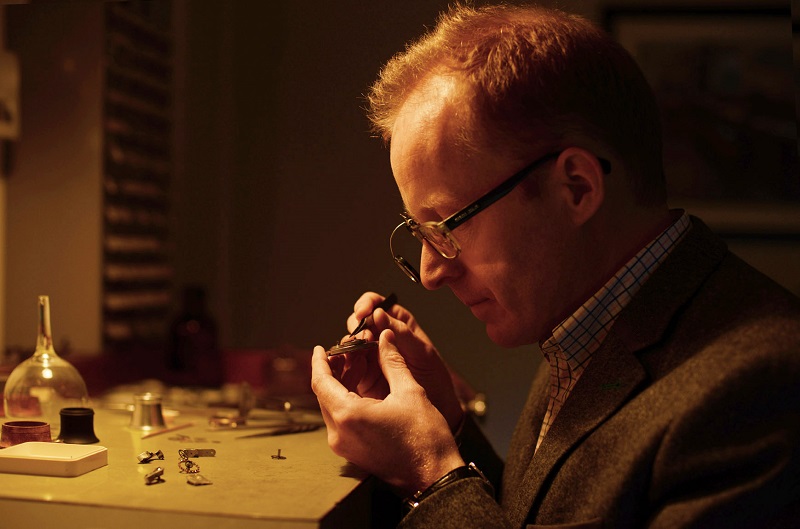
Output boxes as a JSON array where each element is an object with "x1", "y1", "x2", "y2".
[{"x1": 0, "y1": 407, "x2": 376, "y2": 528}]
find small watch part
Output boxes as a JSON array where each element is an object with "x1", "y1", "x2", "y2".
[
  {"x1": 327, "y1": 338, "x2": 377, "y2": 356},
  {"x1": 144, "y1": 467, "x2": 165, "y2": 485},
  {"x1": 271, "y1": 448, "x2": 286, "y2": 460},
  {"x1": 178, "y1": 448, "x2": 216, "y2": 458},
  {"x1": 137, "y1": 450, "x2": 165, "y2": 463},
  {"x1": 178, "y1": 458, "x2": 201, "y2": 474},
  {"x1": 186, "y1": 474, "x2": 213, "y2": 486}
]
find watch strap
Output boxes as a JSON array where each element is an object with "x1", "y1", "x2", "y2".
[{"x1": 403, "y1": 462, "x2": 494, "y2": 513}]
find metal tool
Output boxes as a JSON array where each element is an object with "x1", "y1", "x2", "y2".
[
  {"x1": 208, "y1": 415, "x2": 299, "y2": 430},
  {"x1": 208, "y1": 392, "x2": 296, "y2": 430},
  {"x1": 348, "y1": 292, "x2": 397, "y2": 338},
  {"x1": 234, "y1": 422, "x2": 321, "y2": 439}
]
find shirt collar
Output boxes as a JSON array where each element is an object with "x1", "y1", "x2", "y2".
[{"x1": 541, "y1": 211, "x2": 692, "y2": 365}]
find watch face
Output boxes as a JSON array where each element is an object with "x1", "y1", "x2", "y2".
[{"x1": 326, "y1": 339, "x2": 378, "y2": 356}]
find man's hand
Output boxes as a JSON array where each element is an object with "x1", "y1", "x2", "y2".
[
  {"x1": 336, "y1": 292, "x2": 465, "y2": 432},
  {"x1": 312, "y1": 329, "x2": 465, "y2": 494}
]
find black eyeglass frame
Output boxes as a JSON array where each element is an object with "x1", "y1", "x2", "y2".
[{"x1": 390, "y1": 150, "x2": 611, "y2": 283}]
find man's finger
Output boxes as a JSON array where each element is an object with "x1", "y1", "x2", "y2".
[
  {"x1": 378, "y1": 329, "x2": 420, "y2": 394},
  {"x1": 311, "y1": 346, "x2": 350, "y2": 401}
]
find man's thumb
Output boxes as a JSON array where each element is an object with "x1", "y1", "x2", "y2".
[{"x1": 378, "y1": 329, "x2": 416, "y2": 392}]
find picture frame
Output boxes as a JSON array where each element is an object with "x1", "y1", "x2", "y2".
[{"x1": 604, "y1": 6, "x2": 799, "y2": 238}]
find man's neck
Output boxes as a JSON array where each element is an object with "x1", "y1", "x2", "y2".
[{"x1": 543, "y1": 206, "x2": 676, "y2": 339}]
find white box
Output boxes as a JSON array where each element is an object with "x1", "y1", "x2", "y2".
[{"x1": 0, "y1": 442, "x2": 107, "y2": 477}]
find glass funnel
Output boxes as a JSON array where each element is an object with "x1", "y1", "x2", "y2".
[{"x1": 3, "y1": 295, "x2": 89, "y2": 433}]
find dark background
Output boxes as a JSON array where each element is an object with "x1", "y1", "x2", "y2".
[{"x1": 2, "y1": 0, "x2": 797, "y2": 456}]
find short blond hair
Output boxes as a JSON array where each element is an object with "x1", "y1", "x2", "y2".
[{"x1": 367, "y1": 3, "x2": 666, "y2": 205}]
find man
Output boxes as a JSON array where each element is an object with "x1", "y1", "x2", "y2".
[{"x1": 311, "y1": 4, "x2": 800, "y2": 528}]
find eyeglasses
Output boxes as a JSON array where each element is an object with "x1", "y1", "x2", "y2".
[{"x1": 390, "y1": 151, "x2": 611, "y2": 283}]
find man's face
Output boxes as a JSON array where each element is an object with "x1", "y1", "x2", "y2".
[{"x1": 389, "y1": 76, "x2": 582, "y2": 346}]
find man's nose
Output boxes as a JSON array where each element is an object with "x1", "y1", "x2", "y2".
[{"x1": 420, "y1": 243, "x2": 461, "y2": 290}]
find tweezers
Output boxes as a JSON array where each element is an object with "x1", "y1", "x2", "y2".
[
  {"x1": 347, "y1": 292, "x2": 397, "y2": 338},
  {"x1": 327, "y1": 293, "x2": 397, "y2": 356}
]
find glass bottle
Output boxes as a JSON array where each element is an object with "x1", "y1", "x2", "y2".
[
  {"x1": 3, "y1": 295, "x2": 89, "y2": 433},
  {"x1": 167, "y1": 285, "x2": 222, "y2": 387}
]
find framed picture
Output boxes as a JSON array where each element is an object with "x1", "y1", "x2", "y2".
[{"x1": 605, "y1": 6, "x2": 799, "y2": 237}]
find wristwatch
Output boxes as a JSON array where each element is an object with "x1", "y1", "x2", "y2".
[{"x1": 403, "y1": 462, "x2": 494, "y2": 513}]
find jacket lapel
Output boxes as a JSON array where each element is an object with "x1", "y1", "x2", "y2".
[
  {"x1": 504, "y1": 332, "x2": 646, "y2": 526},
  {"x1": 502, "y1": 360, "x2": 550, "y2": 502},
  {"x1": 503, "y1": 216, "x2": 728, "y2": 526}
]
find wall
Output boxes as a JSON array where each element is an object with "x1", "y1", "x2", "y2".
[
  {"x1": 171, "y1": 0, "x2": 542, "y2": 455},
  {"x1": 0, "y1": 7, "x2": 7, "y2": 360},
  {"x1": 3, "y1": 3, "x2": 104, "y2": 355}
]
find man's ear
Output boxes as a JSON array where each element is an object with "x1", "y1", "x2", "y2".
[{"x1": 555, "y1": 147, "x2": 606, "y2": 226}]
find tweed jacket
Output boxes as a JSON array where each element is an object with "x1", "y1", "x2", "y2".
[{"x1": 399, "y1": 217, "x2": 800, "y2": 529}]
